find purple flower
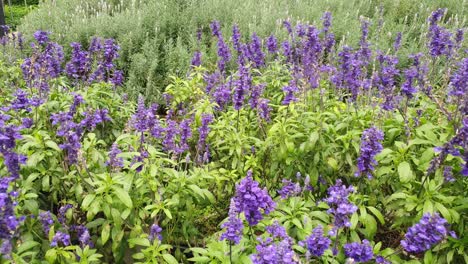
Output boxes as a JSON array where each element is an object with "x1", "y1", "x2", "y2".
[
  {"x1": 301, "y1": 225, "x2": 331, "y2": 257},
  {"x1": 376, "y1": 256, "x2": 392, "y2": 264},
  {"x1": 233, "y1": 171, "x2": 276, "y2": 226},
  {"x1": 448, "y1": 57, "x2": 468, "y2": 98},
  {"x1": 251, "y1": 237, "x2": 298, "y2": 264},
  {"x1": 107, "y1": 143, "x2": 124, "y2": 169},
  {"x1": 33, "y1": 31, "x2": 50, "y2": 46},
  {"x1": 220, "y1": 198, "x2": 244, "y2": 244},
  {"x1": 233, "y1": 65, "x2": 252, "y2": 110},
  {"x1": 358, "y1": 20, "x2": 372, "y2": 63},
  {"x1": 58, "y1": 204, "x2": 73, "y2": 225},
  {"x1": 149, "y1": 224, "x2": 163, "y2": 242},
  {"x1": 257, "y1": 98, "x2": 271, "y2": 121},
  {"x1": 266, "y1": 35, "x2": 278, "y2": 54},
  {"x1": 197, "y1": 114, "x2": 214, "y2": 163},
  {"x1": 278, "y1": 179, "x2": 301, "y2": 199},
  {"x1": 210, "y1": 20, "x2": 221, "y2": 38},
  {"x1": 72, "y1": 225, "x2": 93, "y2": 248},
  {"x1": 356, "y1": 127, "x2": 384, "y2": 179},
  {"x1": 283, "y1": 20, "x2": 293, "y2": 36},
  {"x1": 248, "y1": 33, "x2": 265, "y2": 68},
  {"x1": 443, "y1": 166, "x2": 455, "y2": 182},
  {"x1": 191, "y1": 51, "x2": 202, "y2": 67},
  {"x1": 427, "y1": 9, "x2": 454, "y2": 57},
  {"x1": 38, "y1": 211, "x2": 54, "y2": 234},
  {"x1": 66, "y1": 42, "x2": 91, "y2": 82},
  {"x1": 324, "y1": 179, "x2": 357, "y2": 234},
  {"x1": 344, "y1": 239, "x2": 374, "y2": 263},
  {"x1": 282, "y1": 81, "x2": 299, "y2": 105},
  {"x1": 111, "y1": 70, "x2": 124, "y2": 87},
  {"x1": 394, "y1": 32, "x2": 402, "y2": 52},
  {"x1": 321, "y1": 12, "x2": 332, "y2": 34},
  {"x1": 401, "y1": 213, "x2": 453, "y2": 253},
  {"x1": 373, "y1": 52, "x2": 399, "y2": 110},
  {"x1": 50, "y1": 231, "x2": 71, "y2": 247},
  {"x1": 249, "y1": 84, "x2": 265, "y2": 109},
  {"x1": 232, "y1": 25, "x2": 242, "y2": 53},
  {"x1": 331, "y1": 46, "x2": 365, "y2": 101}
]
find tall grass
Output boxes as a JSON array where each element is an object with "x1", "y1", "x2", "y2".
[{"x1": 18, "y1": 0, "x2": 467, "y2": 101}]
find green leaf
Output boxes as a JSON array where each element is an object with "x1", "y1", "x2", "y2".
[
  {"x1": 45, "y1": 140, "x2": 61, "y2": 151},
  {"x1": 162, "y1": 254, "x2": 178, "y2": 264},
  {"x1": 82, "y1": 194, "x2": 96, "y2": 210},
  {"x1": 128, "y1": 238, "x2": 150, "y2": 247},
  {"x1": 398, "y1": 162, "x2": 414, "y2": 183},
  {"x1": 101, "y1": 224, "x2": 111, "y2": 245},
  {"x1": 113, "y1": 187, "x2": 133, "y2": 208},
  {"x1": 367, "y1": 206, "x2": 385, "y2": 225},
  {"x1": 17, "y1": 241, "x2": 40, "y2": 254},
  {"x1": 424, "y1": 250, "x2": 433, "y2": 264},
  {"x1": 434, "y1": 202, "x2": 452, "y2": 223}
]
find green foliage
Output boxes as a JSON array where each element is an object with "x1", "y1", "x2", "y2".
[{"x1": 17, "y1": 0, "x2": 467, "y2": 101}]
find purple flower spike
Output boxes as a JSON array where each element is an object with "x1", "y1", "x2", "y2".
[
  {"x1": 401, "y1": 213, "x2": 453, "y2": 253},
  {"x1": 356, "y1": 127, "x2": 384, "y2": 179},
  {"x1": 344, "y1": 239, "x2": 374, "y2": 262},
  {"x1": 220, "y1": 198, "x2": 244, "y2": 244},
  {"x1": 233, "y1": 171, "x2": 275, "y2": 226}
]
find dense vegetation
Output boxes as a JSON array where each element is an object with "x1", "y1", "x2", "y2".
[
  {"x1": 18, "y1": 0, "x2": 467, "y2": 101},
  {"x1": 0, "y1": 0, "x2": 467, "y2": 263}
]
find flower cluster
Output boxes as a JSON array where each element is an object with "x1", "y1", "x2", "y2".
[
  {"x1": 232, "y1": 171, "x2": 276, "y2": 226},
  {"x1": 401, "y1": 213, "x2": 453, "y2": 253},
  {"x1": 356, "y1": 127, "x2": 384, "y2": 179},
  {"x1": 149, "y1": 224, "x2": 163, "y2": 242},
  {"x1": 220, "y1": 198, "x2": 244, "y2": 245},
  {"x1": 251, "y1": 222, "x2": 298, "y2": 264},
  {"x1": 300, "y1": 225, "x2": 331, "y2": 257},
  {"x1": 277, "y1": 179, "x2": 301, "y2": 199},
  {"x1": 324, "y1": 179, "x2": 357, "y2": 235},
  {"x1": 343, "y1": 239, "x2": 374, "y2": 263}
]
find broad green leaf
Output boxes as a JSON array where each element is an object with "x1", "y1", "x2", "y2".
[
  {"x1": 113, "y1": 187, "x2": 133, "y2": 208},
  {"x1": 162, "y1": 254, "x2": 178, "y2": 264},
  {"x1": 398, "y1": 162, "x2": 414, "y2": 183},
  {"x1": 101, "y1": 224, "x2": 111, "y2": 245}
]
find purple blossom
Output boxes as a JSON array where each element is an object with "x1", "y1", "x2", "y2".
[
  {"x1": 394, "y1": 32, "x2": 402, "y2": 52},
  {"x1": 373, "y1": 52, "x2": 399, "y2": 110},
  {"x1": 356, "y1": 127, "x2": 384, "y2": 179},
  {"x1": 448, "y1": 57, "x2": 468, "y2": 98},
  {"x1": 282, "y1": 81, "x2": 299, "y2": 105},
  {"x1": 233, "y1": 171, "x2": 275, "y2": 226},
  {"x1": 278, "y1": 179, "x2": 301, "y2": 199},
  {"x1": 220, "y1": 198, "x2": 244, "y2": 244},
  {"x1": 428, "y1": 9, "x2": 454, "y2": 57},
  {"x1": 210, "y1": 20, "x2": 222, "y2": 38},
  {"x1": 233, "y1": 65, "x2": 252, "y2": 110},
  {"x1": 251, "y1": 237, "x2": 298, "y2": 264},
  {"x1": 197, "y1": 114, "x2": 214, "y2": 163},
  {"x1": 50, "y1": 231, "x2": 71, "y2": 247},
  {"x1": 401, "y1": 213, "x2": 453, "y2": 253},
  {"x1": 266, "y1": 35, "x2": 278, "y2": 54},
  {"x1": 58, "y1": 204, "x2": 73, "y2": 225},
  {"x1": 257, "y1": 98, "x2": 271, "y2": 121},
  {"x1": 107, "y1": 143, "x2": 124, "y2": 169},
  {"x1": 66, "y1": 42, "x2": 91, "y2": 82},
  {"x1": 283, "y1": 20, "x2": 293, "y2": 36},
  {"x1": 443, "y1": 166, "x2": 455, "y2": 182},
  {"x1": 89, "y1": 37, "x2": 103, "y2": 53},
  {"x1": 249, "y1": 33, "x2": 265, "y2": 68},
  {"x1": 72, "y1": 225, "x2": 93, "y2": 248},
  {"x1": 331, "y1": 46, "x2": 364, "y2": 101},
  {"x1": 38, "y1": 211, "x2": 54, "y2": 234},
  {"x1": 358, "y1": 20, "x2": 372, "y2": 63},
  {"x1": 324, "y1": 179, "x2": 357, "y2": 234},
  {"x1": 321, "y1": 12, "x2": 332, "y2": 34},
  {"x1": 213, "y1": 82, "x2": 231, "y2": 110},
  {"x1": 149, "y1": 224, "x2": 162, "y2": 242},
  {"x1": 249, "y1": 84, "x2": 265, "y2": 109},
  {"x1": 232, "y1": 25, "x2": 242, "y2": 53},
  {"x1": 265, "y1": 222, "x2": 290, "y2": 241},
  {"x1": 111, "y1": 70, "x2": 124, "y2": 87},
  {"x1": 344, "y1": 239, "x2": 374, "y2": 263},
  {"x1": 33, "y1": 30, "x2": 50, "y2": 46},
  {"x1": 376, "y1": 256, "x2": 392, "y2": 264},
  {"x1": 300, "y1": 225, "x2": 331, "y2": 257},
  {"x1": 191, "y1": 51, "x2": 202, "y2": 67}
]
